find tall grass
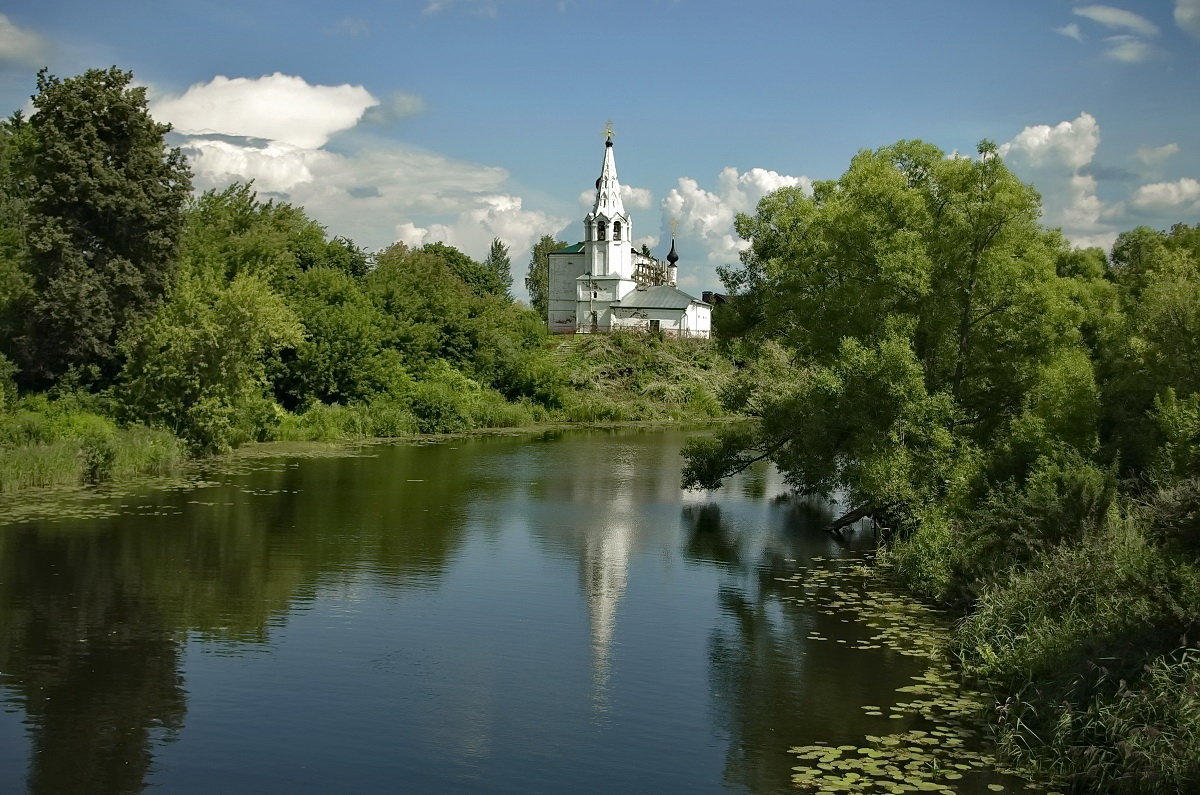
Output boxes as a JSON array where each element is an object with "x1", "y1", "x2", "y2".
[
  {"x1": 953, "y1": 513, "x2": 1200, "y2": 792},
  {"x1": 0, "y1": 405, "x2": 184, "y2": 492}
]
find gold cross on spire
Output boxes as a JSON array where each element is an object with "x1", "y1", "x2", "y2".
[
  {"x1": 603, "y1": 120, "x2": 615, "y2": 141},
  {"x1": 669, "y1": 218, "x2": 678, "y2": 237}
]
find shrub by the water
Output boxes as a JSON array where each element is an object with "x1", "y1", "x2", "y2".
[{"x1": 0, "y1": 397, "x2": 184, "y2": 491}]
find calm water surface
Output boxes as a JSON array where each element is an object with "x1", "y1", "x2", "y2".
[{"x1": 0, "y1": 427, "x2": 1012, "y2": 793}]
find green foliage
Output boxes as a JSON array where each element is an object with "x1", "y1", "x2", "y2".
[
  {"x1": 8, "y1": 68, "x2": 191, "y2": 389},
  {"x1": 117, "y1": 276, "x2": 302, "y2": 453},
  {"x1": 419, "y1": 242, "x2": 505, "y2": 298},
  {"x1": 1144, "y1": 477, "x2": 1200, "y2": 560},
  {"x1": 955, "y1": 519, "x2": 1200, "y2": 792},
  {"x1": 1100, "y1": 224, "x2": 1200, "y2": 473},
  {"x1": 483, "y1": 237, "x2": 512, "y2": 298},
  {"x1": 688, "y1": 140, "x2": 1079, "y2": 523},
  {"x1": 1150, "y1": 389, "x2": 1200, "y2": 483},
  {"x1": 525, "y1": 234, "x2": 567, "y2": 318},
  {"x1": 275, "y1": 267, "x2": 411, "y2": 408},
  {"x1": 958, "y1": 521, "x2": 1196, "y2": 685},
  {"x1": 179, "y1": 183, "x2": 331, "y2": 289},
  {"x1": 0, "y1": 396, "x2": 182, "y2": 491},
  {"x1": 0, "y1": 352, "x2": 15, "y2": 413},
  {"x1": 561, "y1": 332, "x2": 735, "y2": 423}
]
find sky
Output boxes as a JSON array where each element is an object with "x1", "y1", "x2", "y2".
[{"x1": 0, "y1": 0, "x2": 1198, "y2": 299}]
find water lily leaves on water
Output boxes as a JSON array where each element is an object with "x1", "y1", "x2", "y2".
[{"x1": 784, "y1": 555, "x2": 1060, "y2": 794}]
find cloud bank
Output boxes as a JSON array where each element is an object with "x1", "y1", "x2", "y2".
[
  {"x1": 152, "y1": 73, "x2": 568, "y2": 265},
  {"x1": 153, "y1": 73, "x2": 377, "y2": 149}
]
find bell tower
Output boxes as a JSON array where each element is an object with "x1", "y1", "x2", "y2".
[{"x1": 583, "y1": 124, "x2": 633, "y2": 279}]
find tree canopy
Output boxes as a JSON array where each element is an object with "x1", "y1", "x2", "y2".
[
  {"x1": 5, "y1": 68, "x2": 191, "y2": 389},
  {"x1": 686, "y1": 140, "x2": 1086, "y2": 529},
  {"x1": 525, "y1": 234, "x2": 567, "y2": 318}
]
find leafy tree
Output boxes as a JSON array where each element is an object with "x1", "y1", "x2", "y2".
[
  {"x1": 684, "y1": 140, "x2": 1083, "y2": 528},
  {"x1": 117, "y1": 276, "x2": 302, "y2": 453},
  {"x1": 274, "y1": 267, "x2": 408, "y2": 409},
  {"x1": 0, "y1": 112, "x2": 32, "y2": 329},
  {"x1": 525, "y1": 234, "x2": 567, "y2": 318},
  {"x1": 10, "y1": 68, "x2": 191, "y2": 389},
  {"x1": 179, "y1": 183, "x2": 332, "y2": 290},
  {"x1": 1099, "y1": 224, "x2": 1200, "y2": 471},
  {"x1": 419, "y1": 242, "x2": 505, "y2": 298},
  {"x1": 369, "y1": 243, "x2": 477, "y2": 366},
  {"x1": 323, "y1": 235, "x2": 372, "y2": 278},
  {"x1": 483, "y1": 237, "x2": 512, "y2": 298}
]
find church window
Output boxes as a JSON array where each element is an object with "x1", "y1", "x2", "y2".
[
  {"x1": 598, "y1": 220, "x2": 607, "y2": 240},
  {"x1": 613, "y1": 221, "x2": 622, "y2": 241}
]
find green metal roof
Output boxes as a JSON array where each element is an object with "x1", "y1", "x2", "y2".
[{"x1": 611, "y1": 285, "x2": 704, "y2": 310}]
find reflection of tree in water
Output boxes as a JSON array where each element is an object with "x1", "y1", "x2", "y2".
[
  {"x1": 0, "y1": 438, "x2": 500, "y2": 793},
  {"x1": 683, "y1": 496, "x2": 914, "y2": 793},
  {"x1": 0, "y1": 530, "x2": 185, "y2": 795}
]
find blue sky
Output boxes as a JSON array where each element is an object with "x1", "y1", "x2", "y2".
[{"x1": 1, "y1": 0, "x2": 1198, "y2": 298}]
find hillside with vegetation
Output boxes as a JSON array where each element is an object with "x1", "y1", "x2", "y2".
[
  {"x1": 685, "y1": 139, "x2": 1200, "y2": 791},
  {"x1": 0, "y1": 68, "x2": 729, "y2": 494}
]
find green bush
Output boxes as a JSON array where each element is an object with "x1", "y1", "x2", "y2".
[
  {"x1": 1145, "y1": 478, "x2": 1200, "y2": 560},
  {"x1": 409, "y1": 379, "x2": 473, "y2": 434},
  {"x1": 957, "y1": 521, "x2": 1199, "y2": 687}
]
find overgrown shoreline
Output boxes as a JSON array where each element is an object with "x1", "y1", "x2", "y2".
[
  {"x1": 0, "y1": 333, "x2": 738, "y2": 496},
  {"x1": 683, "y1": 140, "x2": 1200, "y2": 792}
]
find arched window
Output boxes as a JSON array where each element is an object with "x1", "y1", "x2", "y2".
[
  {"x1": 597, "y1": 220, "x2": 607, "y2": 241},
  {"x1": 613, "y1": 221, "x2": 622, "y2": 241}
]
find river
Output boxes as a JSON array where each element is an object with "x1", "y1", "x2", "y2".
[{"x1": 0, "y1": 426, "x2": 1044, "y2": 793}]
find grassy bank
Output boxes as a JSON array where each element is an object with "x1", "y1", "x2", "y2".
[
  {"x1": 0, "y1": 333, "x2": 734, "y2": 493},
  {"x1": 0, "y1": 395, "x2": 184, "y2": 493},
  {"x1": 882, "y1": 478, "x2": 1200, "y2": 792}
]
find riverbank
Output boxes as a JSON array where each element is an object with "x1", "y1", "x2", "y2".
[
  {"x1": 881, "y1": 489, "x2": 1200, "y2": 792},
  {"x1": 0, "y1": 332, "x2": 737, "y2": 496}
]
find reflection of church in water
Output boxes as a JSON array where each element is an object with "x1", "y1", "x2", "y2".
[
  {"x1": 560, "y1": 444, "x2": 693, "y2": 706},
  {"x1": 547, "y1": 129, "x2": 713, "y2": 338},
  {"x1": 580, "y1": 496, "x2": 634, "y2": 703}
]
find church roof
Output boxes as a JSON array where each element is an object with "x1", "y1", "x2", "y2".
[
  {"x1": 612, "y1": 284, "x2": 708, "y2": 310},
  {"x1": 553, "y1": 243, "x2": 585, "y2": 254}
]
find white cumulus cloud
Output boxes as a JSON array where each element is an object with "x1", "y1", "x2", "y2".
[
  {"x1": 395, "y1": 193, "x2": 567, "y2": 263},
  {"x1": 621, "y1": 185, "x2": 653, "y2": 210},
  {"x1": 152, "y1": 73, "x2": 378, "y2": 149},
  {"x1": 659, "y1": 166, "x2": 812, "y2": 292},
  {"x1": 1131, "y1": 178, "x2": 1200, "y2": 211},
  {"x1": 0, "y1": 13, "x2": 48, "y2": 66},
  {"x1": 999, "y1": 113, "x2": 1117, "y2": 249},
  {"x1": 152, "y1": 72, "x2": 567, "y2": 269},
  {"x1": 999, "y1": 112, "x2": 1100, "y2": 171}
]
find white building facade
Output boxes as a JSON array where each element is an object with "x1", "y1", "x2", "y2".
[{"x1": 547, "y1": 134, "x2": 712, "y2": 338}]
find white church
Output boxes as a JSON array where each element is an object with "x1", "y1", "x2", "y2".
[{"x1": 547, "y1": 132, "x2": 713, "y2": 338}]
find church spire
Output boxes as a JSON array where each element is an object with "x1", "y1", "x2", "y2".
[{"x1": 592, "y1": 123, "x2": 625, "y2": 217}]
